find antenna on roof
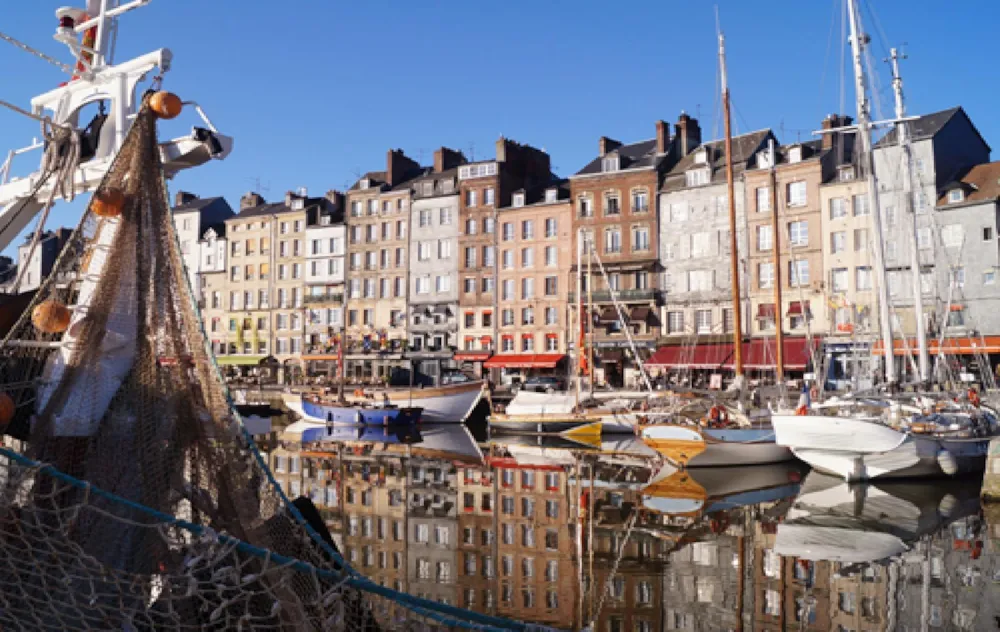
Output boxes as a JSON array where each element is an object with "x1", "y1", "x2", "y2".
[
  {"x1": 467, "y1": 142, "x2": 476, "y2": 162},
  {"x1": 246, "y1": 176, "x2": 271, "y2": 195}
]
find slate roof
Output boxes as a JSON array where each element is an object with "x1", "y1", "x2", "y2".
[
  {"x1": 574, "y1": 138, "x2": 660, "y2": 176},
  {"x1": 172, "y1": 196, "x2": 224, "y2": 214},
  {"x1": 937, "y1": 161, "x2": 1000, "y2": 205},
  {"x1": 234, "y1": 202, "x2": 293, "y2": 219},
  {"x1": 347, "y1": 171, "x2": 387, "y2": 192},
  {"x1": 875, "y1": 106, "x2": 963, "y2": 147},
  {"x1": 499, "y1": 178, "x2": 570, "y2": 210},
  {"x1": 661, "y1": 129, "x2": 774, "y2": 192}
]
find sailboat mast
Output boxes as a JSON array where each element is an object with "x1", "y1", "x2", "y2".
[
  {"x1": 719, "y1": 32, "x2": 744, "y2": 379},
  {"x1": 889, "y1": 48, "x2": 931, "y2": 384},
  {"x1": 847, "y1": 0, "x2": 897, "y2": 385},
  {"x1": 769, "y1": 139, "x2": 785, "y2": 381},
  {"x1": 587, "y1": 243, "x2": 595, "y2": 395},
  {"x1": 576, "y1": 229, "x2": 584, "y2": 404}
]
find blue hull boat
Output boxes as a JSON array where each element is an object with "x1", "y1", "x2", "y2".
[{"x1": 300, "y1": 398, "x2": 422, "y2": 426}]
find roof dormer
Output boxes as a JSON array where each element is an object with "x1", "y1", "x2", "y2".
[
  {"x1": 602, "y1": 154, "x2": 620, "y2": 173},
  {"x1": 788, "y1": 145, "x2": 803, "y2": 164},
  {"x1": 694, "y1": 148, "x2": 710, "y2": 165},
  {"x1": 544, "y1": 188, "x2": 557, "y2": 203},
  {"x1": 512, "y1": 190, "x2": 526, "y2": 208},
  {"x1": 359, "y1": 177, "x2": 370, "y2": 190}
]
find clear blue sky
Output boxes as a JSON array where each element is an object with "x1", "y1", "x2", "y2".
[{"x1": 0, "y1": 0, "x2": 995, "y2": 242}]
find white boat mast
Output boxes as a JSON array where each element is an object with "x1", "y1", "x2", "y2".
[
  {"x1": 888, "y1": 47, "x2": 931, "y2": 384},
  {"x1": 846, "y1": 0, "x2": 896, "y2": 385}
]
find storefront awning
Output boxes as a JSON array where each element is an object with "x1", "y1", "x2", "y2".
[
  {"x1": 646, "y1": 337, "x2": 818, "y2": 370},
  {"x1": 873, "y1": 336, "x2": 1000, "y2": 356},
  {"x1": 597, "y1": 307, "x2": 619, "y2": 323},
  {"x1": 215, "y1": 355, "x2": 265, "y2": 366},
  {"x1": 757, "y1": 304, "x2": 776, "y2": 319},
  {"x1": 787, "y1": 301, "x2": 808, "y2": 315},
  {"x1": 483, "y1": 353, "x2": 566, "y2": 369},
  {"x1": 454, "y1": 352, "x2": 492, "y2": 362}
]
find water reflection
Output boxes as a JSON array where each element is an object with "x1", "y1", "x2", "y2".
[{"x1": 264, "y1": 425, "x2": 998, "y2": 630}]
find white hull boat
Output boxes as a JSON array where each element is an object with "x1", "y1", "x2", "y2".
[
  {"x1": 284, "y1": 380, "x2": 485, "y2": 424},
  {"x1": 641, "y1": 423, "x2": 792, "y2": 468},
  {"x1": 772, "y1": 411, "x2": 994, "y2": 482}
]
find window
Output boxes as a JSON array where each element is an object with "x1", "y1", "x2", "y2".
[
  {"x1": 788, "y1": 146, "x2": 803, "y2": 163},
  {"x1": 838, "y1": 166, "x2": 855, "y2": 181},
  {"x1": 688, "y1": 270, "x2": 713, "y2": 292},
  {"x1": 984, "y1": 269, "x2": 997, "y2": 285},
  {"x1": 685, "y1": 168, "x2": 709, "y2": 187},
  {"x1": 633, "y1": 226, "x2": 650, "y2": 252},
  {"x1": 465, "y1": 218, "x2": 477, "y2": 235},
  {"x1": 502, "y1": 222, "x2": 514, "y2": 241},
  {"x1": 465, "y1": 247, "x2": 477, "y2": 268},
  {"x1": 788, "y1": 221, "x2": 808, "y2": 247},
  {"x1": 757, "y1": 225, "x2": 773, "y2": 251},
  {"x1": 789, "y1": 260, "x2": 809, "y2": 287},
  {"x1": 853, "y1": 194, "x2": 869, "y2": 216},
  {"x1": 521, "y1": 278, "x2": 534, "y2": 300},
  {"x1": 852, "y1": 228, "x2": 868, "y2": 252},
  {"x1": 831, "y1": 230, "x2": 846, "y2": 254},
  {"x1": 787, "y1": 181, "x2": 807, "y2": 207},
  {"x1": 914, "y1": 191, "x2": 928, "y2": 213},
  {"x1": 466, "y1": 189, "x2": 478, "y2": 207},
  {"x1": 483, "y1": 245, "x2": 494, "y2": 267},
  {"x1": 758, "y1": 262, "x2": 774, "y2": 289},
  {"x1": 669, "y1": 203, "x2": 688, "y2": 222},
  {"x1": 438, "y1": 239, "x2": 451, "y2": 259},
  {"x1": 695, "y1": 309, "x2": 712, "y2": 334},
  {"x1": 418, "y1": 209, "x2": 432, "y2": 227},
  {"x1": 723, "y1": 308, "x2": 734, "y2": 333},
  {"x1": 512, "y1": 192, "x2": 524, "y2": 207},
  {"x1": 521, "y1": 525, "x2": 535, "y2": 547},
  {"x1": 690, "y1": 231, "x2": 711, "y2": 257},
  {"x1": 463, "y1": 277, "x2": 475, "y2": 293},
  {"x1": 545, "y1": 218, "x2": 557, "y2": 238},
  {"x1": 521, "y1": 220, "x2": 534, "y2": 239},
  {"x1": 435, "y1": 275, "x2": 450, "y2": 293},
  {"x1": 578, "y1": 196, "x2": 593, "y2": 218},
  {"x1": 522, "y1": 306, "x2": 534, "y2": 325},
  {"x1": 604, "y1": 194, "x2": 620, "y2": 216},
  {"x1": 632, "y1": 189, "x2": 649, "y2": 212},
  {"x1": 953, "y1": 266, "x2": 966, "y2": 288},
  {"x1": 856, "y1": 266, "x2": 872, "y2": 291},
  {"x1": 830, "y1": 197, "x2": 847, "y2": 219},
  {"x1": 917, "y1": 227, "x2": 932, "y2": 249},
  {"x1": 604, "y1": 228, "x2": 621, "y2": 254},
  {"x1": 666, "y1": 311, "x2": 684, "y2": 334},
  {"x1": 484, "y1": 187, "x2": 495, "y2": 205},
  {"x1": 831, "y1": 267, "x2": 848, "y2": 292},
  {"x1": 545, "y1": 246, "x2": 557, "y2": 267},
  {"x1": 439, "y1": 207, "x2": 452, "y2": 225},
  {"x1": 502, "y1": 250, "x2": 513, "y2": 269},
  {"x1": 602, "y1": 156, "x2": 619, "y2": 172},
  {"x1": 502, "y1": 279, "x2": 515, "y2": 301},
  {"x1": 544, "y1": 276, "x2": 557, "y2": 296},
  {"x1": 756, "y1": 186, "x2": 771, "y2": 212},
  {"x1": 521, "y1": 247, "x2": 534, "y2": 268},
  {"x1": 417, "y1": 241, "x2": 431, "y2": 261}
]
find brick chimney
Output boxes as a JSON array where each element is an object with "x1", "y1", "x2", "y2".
[
  {"x1": 433, "y1": 147, "x2": 466, "y2": 173},
  {"x1": 240, "y1": 192, "x2": 265, "y2": 210},
  {"x1": 655, "y1": 120, "x2": 670, "y2": 155},
  {"x1": 821, "y1": 114, "x2": 854, "y2": 150},
  {"x1": 386, "y1": 149, "x2": 420, "y2": 187},
  {"x1": 599, "y1": 136, "x2": 622, "y2": 157},
  {"x1": 174, "y1": 191, "x2": 198, "y2": 207},
  {"x1": 676, "y1": 112, "x2": 702, "y2": 157}
]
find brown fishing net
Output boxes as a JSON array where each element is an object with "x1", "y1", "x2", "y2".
[{"x1": 0, "y1": 97, "x2": 481, "y2": 631}]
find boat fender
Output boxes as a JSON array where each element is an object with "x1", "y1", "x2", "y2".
[
  {"x1": 937, "y1": 449, "x2": 959, "y2": 476},
  {"x1": 795, "y1": 405, "x2": 808, "y2": 416},
  {"x1": 937, "y1": 493, "x2": 958, "y2": 518}
]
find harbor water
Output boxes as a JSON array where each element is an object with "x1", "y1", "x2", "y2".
[{"x1": 267, "y1": 421, "x2": 1000, "y2": 630}]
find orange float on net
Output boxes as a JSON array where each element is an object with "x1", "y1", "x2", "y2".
[
  {"x1": 150, "y1": 91, "x2": 183, "y2": 119},
  {"x1": 92, "y1": 188, "x2": 125, "y2": 218},
  {"x1": 32, "y1": 300, "x2": 72, "y2": 334},
  {"x1": 0, "y1": 393, "x2": 14, "y2": 428}
]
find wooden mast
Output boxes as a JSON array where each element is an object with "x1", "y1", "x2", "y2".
[
  {"x1": 769, "y1": 139, "x2": 786, "y2": 381},
  {"x1": 719, "y1": 31, "x2": 744, "y2": 379}
]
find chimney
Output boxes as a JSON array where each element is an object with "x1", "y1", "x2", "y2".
[
  {"x1": 655, "y1": 120, "x2": 670, "y2": 155},
  {"x1": 386, "y1": 149, "x2": 420, "y2": 187},
  {"x1": 174, "y1": 191, "x2": 198, "y2": 207},
  {"x1": 284, "y1": 191, "x2": 296, "y2": 207},
  {"x1": 599, "y1": 136, "x2": 622, "y2": 157},
  {"x1": 821, "y1": 114, "x2": 854, "y2": 150},
  {"x1": 324, "y1": 190, "x2": 343, "y2": 206},
  {"x1": 433, "y1": 147, "x2": 466, "y2": 173},
  {"x1": 240, "y1": 192, "x2": 265, "y2": 210},
  {"x1": 676, "y1": 112, "x2": 702, "y2": 157}
]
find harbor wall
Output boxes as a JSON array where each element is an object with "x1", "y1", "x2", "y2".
[{"x1": 982, "y1": 438, "x2": 1000, "y2": 501}]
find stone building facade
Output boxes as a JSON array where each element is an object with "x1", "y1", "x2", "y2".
[{"x1": 302, "y1": 193, "x2": 345, "y2": 376}]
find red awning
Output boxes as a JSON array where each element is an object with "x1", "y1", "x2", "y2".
[
  {"x1": 454, "y1": 352, "x2": 492, "y2": 362},
  {"x1": 483, "y1": 353, "x2": 567, "y2": 369},
  {"x1": 646, "y1": 337, "x2": 817, "y2": 370},
  {"x1": 757, "y1": 304, "x2": 776, "y2": 319},
  {"x1": 873, "y1": 336, "x2": 1000, "y2": 356},
  {"x1": 787, "y1": 301, "x2": 808, "y2": 315}
]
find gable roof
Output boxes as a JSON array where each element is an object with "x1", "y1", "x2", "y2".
[
  {"x1": 574, "y1": 139, "x2": 660, "y2": 176},
  {"x1": 661, "y1": 129, "x2": 774, "y2": 192},
  {"x1": 875, "y1": 106, "x2": 985, "y2": 148},
  {"x1": 937, "y1": 161, "x2": 1000, "y2": 206},
  {"x1": 172, "y1": 196, "x2": 225, "y2": 214}
]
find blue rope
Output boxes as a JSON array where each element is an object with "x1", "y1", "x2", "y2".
[{"x1": 0, "y1": 445, "x2": 549, "y2": 632}]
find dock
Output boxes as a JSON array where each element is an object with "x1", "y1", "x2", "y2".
[{"x1": 983, "y1": 438, "x2": 1000, "y2": 501}]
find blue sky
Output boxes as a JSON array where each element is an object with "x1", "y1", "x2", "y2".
[{"x1": 0, "y1": 0, "x2": 995, "y2": 241}]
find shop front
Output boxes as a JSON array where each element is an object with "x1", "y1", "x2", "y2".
[
  {"x1": 872, "y1": 335, "x2": 1000, "y2": 388},
  {"x1": 482, "y1": 353, "x2": 567, "y2": 388},
  {"x1": 590, "y1": 340, "x2": 657, "y2": 388},
  {"x1": 453, "y1": 351, "x2": 492, "y2": 380}
]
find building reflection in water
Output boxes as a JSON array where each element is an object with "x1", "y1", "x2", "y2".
[{"x1": 262, "y1": 424, "x2": 1000, "y2": 631}]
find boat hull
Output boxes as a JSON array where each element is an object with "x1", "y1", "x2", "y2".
[
  {"x1": 300, "y1": 399, "x2": 422, "y2": 426},
  {"x1": 773, "y1": 414, "x2": 991, "y2": 481},
  {"x1": 642, "y1": 424, "x2": 792, "y2": 467},
  {"x1": 489, "y1": 415, "x2": 603, "y2": 435},
  {"x1": 285, "y1": 381, "x2": 483, "y2": 424}
]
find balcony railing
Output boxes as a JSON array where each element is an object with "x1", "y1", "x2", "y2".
[
  {"x1": 304, "y1": 293, "x2": 344, "y2": 305},
  {"x1": 568, "y1": 288, "x2": 660, "y2": 302}
]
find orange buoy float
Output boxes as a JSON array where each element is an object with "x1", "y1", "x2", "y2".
[
  {"x1": 150, "y1": 91, "x2": 183, "y2": 119},
  {"x1": 0, "y1": 393, "x2": 14, "y2": 428},
  {"x1": 968, "y1": 387, "x2": 981, "y2": 407},
  {"x1": 795, "y1": 405, "x2": 809, "y2": 416},
  {"x1": 31, "y1": 300, "x2": 72, "y2": 334},
  {"x1": 92, "y1": 188, "x2": 125, "y2": 218}
]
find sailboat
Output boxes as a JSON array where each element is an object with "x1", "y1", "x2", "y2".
[
  {"x1": 640, "y1": 26, "x2": 793, "y2": 467},
  {"x1": 770, "y1": 0, "x2": 1000, "y2": 481}
]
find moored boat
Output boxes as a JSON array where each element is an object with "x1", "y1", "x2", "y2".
[
  {"x1": 641, "y1": 422, "x2": 793, "y2": 468},
  {"x1": 284, "y1": 379, "x2": 483, "y2": 424},
  {"x1": 296, "y1": 394, "x2": 422, "y2": 426}
]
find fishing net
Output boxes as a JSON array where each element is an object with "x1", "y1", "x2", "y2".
[{"x1": 0, "y1": 96, "x2": 522, "y2": 631}]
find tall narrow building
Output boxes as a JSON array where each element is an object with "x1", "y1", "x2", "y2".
[
  {"x1": 303, "y1": 191, "x2": 346, "y2": 378},
  {"x1": 344, "y1": 150, "x2": 422, "y2": 383}
]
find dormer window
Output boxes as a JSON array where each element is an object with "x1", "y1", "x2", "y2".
[
  {"x1": 291, "y1": 198, "x2": 305, "y2": 210},
  {"x1": 320, "y1": 215, "x2": 331, "y2": 225},
  {"x1": 685, "y1": 168, "x2": 710, "y2": 187},
  {"x1": 513, "y1": 193, "x2": 525, "y2": 208},
  {"x1": 788, "y1": 146, "x2": 803, "y2": 164},
  {"x1": 422, "y1": 182, "x2": 433, "y2": 196},
  {"x1": 695, "y1": 149, "x2": 708, "y2": 164},
  {"x1": 602, "y1": 155, "x2": 620, "y2": 172},
  {"x1": 545, "y1": 189, "x2": 557, "y2": 203},
  {"x1": 757, "y1": 152, "x2": 773, "y2": 169},
  {"x1": 359, "y1": 178, "x2": 370, "y2": 190},
  {"x1": 948, "y1": 189, "x2": 965, "y2": 203},
  {"x1": 441, "y1": 180, "x2": 453, "y2": 194},
  {"x1": 838, "y1": 166, "x2": 855, "y2": 182}
]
